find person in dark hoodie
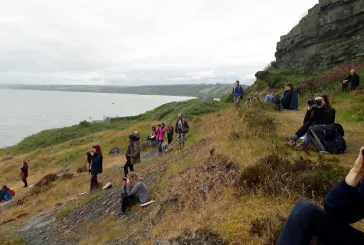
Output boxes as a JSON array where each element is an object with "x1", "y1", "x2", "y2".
[
  {"x1": 280, "y1": 83, "x2": 294, "y2": 110},
  {"x1": 20, "y1": 162, "x2": 29, "y2": 187},
  {"x1": 124, "y1": 135, "x2": 140, "y2": 177},
  {"x1": 287, "y1": 93, "x2": 336, "y2": 151},
  {"x1": 277, "y1": 147, "x2": 364, "y2": 245},
  {"x1": 117, "y1": 172, "x2": 149, "y2": 219},
  {"x1": 88, "y1": 144, "x2": 103, "y2": 191},
  {"x1": 342, "y1": 69, "x2": 360, "y2": 92}
]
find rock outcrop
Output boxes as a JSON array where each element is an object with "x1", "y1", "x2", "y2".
[{"x1": 276, "y1": 0, "x2": 364, "y2": 72}]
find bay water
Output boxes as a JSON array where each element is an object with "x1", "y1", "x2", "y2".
[{"x1": 0, "y1": 89, "x2": 191, "y2": 147}]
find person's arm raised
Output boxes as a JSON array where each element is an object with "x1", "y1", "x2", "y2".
[
  {"x1": 324, "y1": 147, "x2": 364, "y2": 224},
  {"x1": 346, "y1": 148, "x2": 364, "y2": 187}
]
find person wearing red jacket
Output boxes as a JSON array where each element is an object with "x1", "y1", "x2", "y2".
[{"x1": 20, "y1": 162, "x2": 29, "y2": 187}]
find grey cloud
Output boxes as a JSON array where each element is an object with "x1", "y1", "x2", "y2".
[{"x1": 0, "y1": 0, "x2": 318, "y2": 86}]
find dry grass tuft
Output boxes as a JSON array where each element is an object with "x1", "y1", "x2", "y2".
[
  {"x1": 172, "y1": 229, "x2": 227, "y2": 245},
  {"x1": 35, "y1": 173, "x2": 58, "y2": 187},
  {"x1": 60, "y1": 173, "x2": 74, "y2": 180},
  {"x1": 161, "y1": 154, "x2": 240, "y2": 212},
  {"x1": 76, "y1": 165, "x2": 88, "y2": 173}
]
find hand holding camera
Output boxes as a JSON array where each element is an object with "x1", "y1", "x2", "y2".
[{"x1": 307, "y1": 99, "x2": 323, "y2": 109}]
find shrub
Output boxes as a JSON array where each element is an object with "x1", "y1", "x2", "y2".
[
  {"x1": 35, "y1": 173, "x2": 58, "y2": 187},
  {"x1": 238, "y1": 154, "x2": 347, "y2": 200},
  {"x1": 220, "y1": 93, "x2": 234, "y2": 103},
  {"x1": 79, "y1": 120, "x2": 91, "y2": 127},
  {"x1": 249, "y1": 215, "x2": 322, "y2": 245}
]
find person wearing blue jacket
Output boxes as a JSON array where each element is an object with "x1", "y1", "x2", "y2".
[
  {"x1": 277, "y1": 147, "x2": 364, "y2": 245},
  {"x1": 232, "y1": 80, "x2": 244, "y2": 108},
  {"x1": 1, "y1": 186, "x2": 12, "y2": 201}
]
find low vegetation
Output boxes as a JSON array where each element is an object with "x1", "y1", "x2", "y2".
[{"x1": 1, "y1": 65, "x2": 364, "y2": 244}]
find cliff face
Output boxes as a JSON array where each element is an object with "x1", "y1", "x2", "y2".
[{"x1": 276, "y1": 0, "x2": 364, "y2": 73}]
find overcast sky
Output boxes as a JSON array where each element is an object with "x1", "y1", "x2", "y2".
[{"x1": 0, "y1": 0, "x2": 318, "y2": 86}]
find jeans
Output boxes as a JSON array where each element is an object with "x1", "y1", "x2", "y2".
[
  {"x1": 157, "y1": 140, "x2": 163, "y2": 153},
  {"x1": 234, "y1": 96, "x2": 241, "y2": 108},
  {"x1": 123, "y1": 159, "x2": 134, "y2": 177},
  {"x1": 90, "y1": 173, "x2": 100, "y2": 191},
  {"x1": 22, "y1": 177, "x2": 28, "y2": 187},
  {"x1": 177, "y1": 133, "x2": 185, "y2": 148},
  {"x1": 167, "y1": 134, "x2": 173, "y2": 145},
  {"x1": 342, "y1": 82, "x2": 348, "y2": 92},
  {"x1": 120, "y1": 194, "x2": 138, "y2": 212},
  {"x1": 295, "y1": 121, "x2": 313, "y2": 138},
  {"x1": 277, "y1": 201, "x2": 364, "y2": 245}
]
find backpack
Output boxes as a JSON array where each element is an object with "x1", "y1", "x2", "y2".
[
  {"x1": 289, "y1": 90, "x2": 299, "y2": 111},
  {"x1": 308, "y1": 124, "x2": 346, "y2": 154}
]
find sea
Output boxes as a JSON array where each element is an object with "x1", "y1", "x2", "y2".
[{"x1": 0, "y1": 89, "x2": 192, "y2": 148}]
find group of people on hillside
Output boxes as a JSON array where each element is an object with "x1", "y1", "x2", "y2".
[
  {"x1": 147, "y1": 113, "x2": 189, "y2": 154},
  {"x1": 83, "y1": 113, "x2": 189, "y2": 218}
]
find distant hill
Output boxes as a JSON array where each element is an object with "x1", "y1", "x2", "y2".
[{"x1": 0, "y1": 83, "x2": 248, "y2": 98}]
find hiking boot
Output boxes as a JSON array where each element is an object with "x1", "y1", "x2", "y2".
[
  {"x1": 287, "y1": 138, "x2": 297, "y2": 147},
  {"x1": 116, "y1": 211, "x2": 126, "y2": 219},
  {"x1": 294, "y1": 142, "x2": 309, "y2": 151}
]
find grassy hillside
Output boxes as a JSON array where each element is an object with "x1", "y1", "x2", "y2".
[
  {"x1": 0, "y1": 83, "x2": 245, "y2": 98},
  {"x1": 0, "y1": 72, "x2": 364, "y2": 244}
]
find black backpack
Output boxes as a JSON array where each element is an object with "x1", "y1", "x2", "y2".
[{"x1": 308, "y1": 124, "x2": 346, "y2": 154}]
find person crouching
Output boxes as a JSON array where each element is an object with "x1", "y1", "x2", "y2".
[{"x1": 117, "y1": 172, "x2": 149, "y2": 219}]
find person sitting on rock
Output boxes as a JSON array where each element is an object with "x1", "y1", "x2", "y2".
[
  {"x1": 342, "y1": 69, "x2": 360, "y2": 92},
  {"x1": 1, "y1": 185, "x2": 12, "y2": 201},
  {"x1": 287, "y1": 93, "x2": 335, "y2": 151},
  {"x1": 117, "y1": 172, "x2": 149, "y2": 219},
  {"x1": 277, "y1": 147, "x2": 364, "y2": 245},
  {"x1": 146, "y1": 125, "x2": 157, "y2": 141},
  {"x1": 124, "y1": 135, "x2": 140, "y2": 177},
  {"x1": 280, "y1": 82, "x2": 294, "y2": 110}
]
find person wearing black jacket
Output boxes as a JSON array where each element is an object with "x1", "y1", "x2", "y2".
[
  {"x1": 175, "y1": 113, "x2": 189, "y2": 149},
  {"x1": 281, "y1": 83, "x2": 294, "y2": 110},
  {"x1": 288, "y1": 94, "x2": 336, "y2": 151},
  {"x1": 20, "y1": 162, "x2": 29, "y2": 187},
  {"x1": 88, "y1": 144, "x2": 103, "y2": 191},
  {"x1": 277, "y1": 147, "x2": 364, "y2": 245},
  {"x1": 342, "y1": 69, "x2": 360, "y2": 91}
]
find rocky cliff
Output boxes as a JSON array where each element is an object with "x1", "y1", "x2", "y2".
[{"x1": 276, "y1": 0, "x2": 364, "y2": 72}]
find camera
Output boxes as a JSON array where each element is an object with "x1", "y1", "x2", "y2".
[
  {"x1": 123, "y1": 177, "x2": 127, "y2": 181},
  {"x1": 307, "y1": 99, "x2": 323, "y2": 108}
]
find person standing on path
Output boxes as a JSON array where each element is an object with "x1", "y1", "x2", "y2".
[
  {"x1": 156, "y1": 123, "x2": 166, "y2": 155},
  {"x1": 175, "y1": 113, "x2": 189, "y2": 149},
  {"x1": 124, "y1": 135, "x2": 140, "y2": 177},
  {"x1": 20, "y1": 162, "x2": 28, "y2": 187},
  {"x1": 232, "y1": 80, "x2": 244, "y2": 108},
  {"x1": 167, "y1": 123, "x2": 174, "y2": 146},
  {"x1": 88, "y1": 144, "x2": 103, "y2": 191}
]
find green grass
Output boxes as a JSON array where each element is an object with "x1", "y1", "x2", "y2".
[
  {"x1": 0, "y1": 237, "x2": 28, "y2": 245},
  {"x1": 12, "y1": 99, "x2": 227, "y2": 153},
  {"x1": 56, "y1": 150, "x2": 80, "y2": 166}
]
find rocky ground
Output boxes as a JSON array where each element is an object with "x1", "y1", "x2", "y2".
[{"x1": 15, "y1": 138, "x2": 218, "y2": 245}]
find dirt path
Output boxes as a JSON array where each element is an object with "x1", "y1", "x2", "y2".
[{"x1": 15, "y1": 138, "x2": 212, "y2": 245}]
